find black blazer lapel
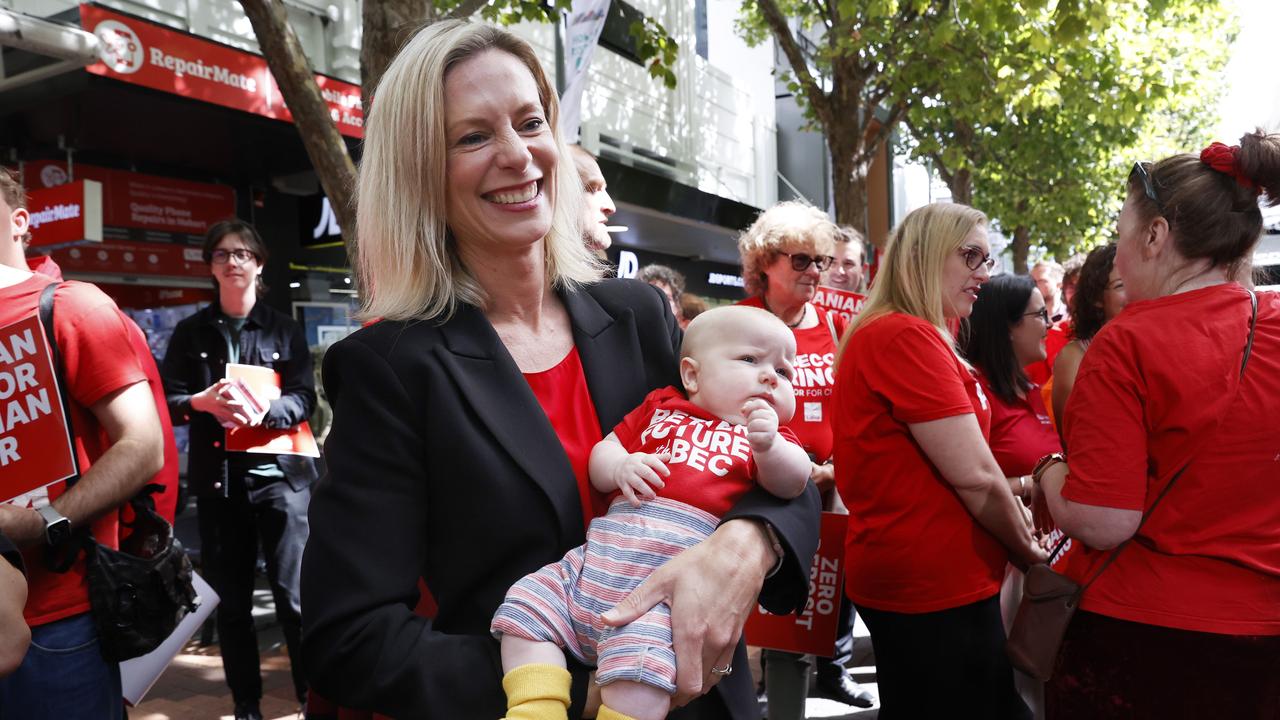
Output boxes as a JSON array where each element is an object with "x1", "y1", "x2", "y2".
[
  {"x1": 434, "y1": 303, "x2": 581, "y2": 546},
  {"x1": 562, "y1": 287, "x2": 647, "y2": 433}
]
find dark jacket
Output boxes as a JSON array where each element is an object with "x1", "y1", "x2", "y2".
[
  {"x1": 301, "y1": 279, "x2": 821, "y2": 719},
  {"x1": 160, "y1": 299, "x2": 318, "y2": 498}
]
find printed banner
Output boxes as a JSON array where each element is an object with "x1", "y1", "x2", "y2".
[
  {"x1": 81, "y1": 4, "x2": 364, "y2": 139},
  {"x1": 560, "y1": 0, "x2": 611, "y2": 144},
  {"x1": 48, "y1": 239, "x2": 209, "y2": 279},
  {"x1": 744, "y1": 512, "x2": 847, "y2": 655},
  {"x1": 25, "y1": 180, "x2": 104, "y2": 249},
  {"x1": 812, "y1": 287, "x2": 866, "y2": 326},
  {"x1": 0, "y1": 315, "x2": 78, "y2": 502}
]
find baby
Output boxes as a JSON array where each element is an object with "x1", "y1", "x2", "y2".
[{"x1": 490, "y1": 305, "x2": 811, "y2": 720}]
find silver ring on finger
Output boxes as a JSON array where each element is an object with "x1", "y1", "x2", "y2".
[{"x1": 710, "y1": 663, "x2": 732, "y2": 676}]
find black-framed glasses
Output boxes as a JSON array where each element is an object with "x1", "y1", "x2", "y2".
[
  {"x1": 959, "y1": 246, "x2": 995, "y2": 271},
  {"x1": 210, "y1": 248, "x2": 257, "y2": 265},
  {"x1": 1129, "y1": 161, "x2": 1166, "y2": 215},
  {"x1": 781, "y1": 252, "x2": 834, "y2": 272},
  {"x1": 1022, "y1": 308, "x2": 1050, "y2": 324}
]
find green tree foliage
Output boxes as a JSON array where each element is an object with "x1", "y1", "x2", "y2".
[{"x1": 899, "y1": 1, "x2": 1232, "y2": 269}]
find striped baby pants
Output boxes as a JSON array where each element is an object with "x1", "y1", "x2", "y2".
[{"x1": 491, "y1": 496, "x2": 718, "y2": 694}]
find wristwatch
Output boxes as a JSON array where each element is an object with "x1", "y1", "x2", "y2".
[
  {"x1": 36, "y1": 505, "x2": 72, "y2": 546},
  {"x1": 1032, "y1": 453, "x2": 1068, "y2": 485}
]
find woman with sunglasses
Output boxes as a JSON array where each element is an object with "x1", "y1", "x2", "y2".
[
  {"x1": 833, "y1": 202, "x2": 1046, "y2": 719},
  {"x1": 1047, "y1": 244, "x2": 1126, "y2": 432},
  {"x1": 737, "y1": 201, "x2": 874, "y2": 717},
  {"x1": 1032, "y1": 132, "x2": 1280, "y2": 718}
]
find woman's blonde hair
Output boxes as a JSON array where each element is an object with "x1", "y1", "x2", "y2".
[
  {"x1": 738, "y1": 200, "x2": 838, "y2": 297},
  {"x1": 846, "y1": 202, "x2": 987, "y2": 347},
  {"x1": 355, "y1": 20, "x2": 600, "y2": 322}
]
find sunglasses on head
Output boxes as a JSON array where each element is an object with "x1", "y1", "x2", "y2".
[
  {"x1": 1129, "y1": 161, "x2": 1166, "y2": 215},
  {"x1": 781, "y1": 252, "x2": 834, "y2": 272}
]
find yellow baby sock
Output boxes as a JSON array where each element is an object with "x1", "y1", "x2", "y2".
[
  {"x1": 502, "y1": 663, "x2": 572, "y2": 720},
  {"x1": 596, "y1": 706, "x2": 640, "y2": 720}
]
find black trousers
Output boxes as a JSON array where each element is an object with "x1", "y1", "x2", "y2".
[
  {"x1": 857, "y1": 594, "x2": 1030, "y2": 720},
  {"x1": 197, "y1": 473, "x2": 311, "y2": 705}
]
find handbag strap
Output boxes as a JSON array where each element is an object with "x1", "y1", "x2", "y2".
[{"x1": 1077, "y1": 289, "x2": 1258, "y2": 593}]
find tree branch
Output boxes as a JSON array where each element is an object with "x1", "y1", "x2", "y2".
[
  {"x1": 446, "y1": 0, "x2": 491, "y2": 21},
  {"x1": 753, "y1": 0, "x2": 831, "y2": 124},
  {"x1": 238, "y1": 0, "x2": 358, "y2": 255},
  {"x1": 857, "y1": 99, "x2": 908, "y2": 167}
]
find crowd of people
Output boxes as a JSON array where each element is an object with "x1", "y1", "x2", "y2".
[{"x1": 0, "y1": 18, "x2": 1278, "y2": 720}]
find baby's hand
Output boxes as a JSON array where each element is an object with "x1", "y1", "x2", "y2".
[
  {"x1": 613, "y1": 452, "x2": 670, "y2": 507},
  {"x1": 742, "y1": 398, "x2": 779, "y2": 451}
]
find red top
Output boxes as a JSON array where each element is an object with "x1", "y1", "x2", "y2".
[
  {"x1": 1024, "y1": 322, "x2": 1071, "y2": 385},
  {"x1": 737, "y1": 296, "x2": 845, "y2": 462},
  {"x1": 834, "y1": 312, "x2": 1005, "y2": 613},
  {"x1": 1063, "y1": 284, "x2": 1280, "y2": 635},
  {"x1": 978, "y1": 373, "x2": 1061, "y2": 478},
  {"x1": 1, "y1": 275, "x2": 148, "y2": 626},
  {"x1": 611, "y1": 386, "x2": 802, "y2": 517},
  {"x1": 523, "y1": 347, "x2": 607, "y2": 528}
]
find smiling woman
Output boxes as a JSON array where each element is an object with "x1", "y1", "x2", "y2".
[{"x1": 300, "y1": 21, "x2": 821, "y2": 720}]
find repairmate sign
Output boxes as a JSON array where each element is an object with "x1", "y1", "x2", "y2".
[
  {"x1": 80, "y1": 4, "x2": 364, "y2": 139},
  {"x1": 0, "y1": 315, "x2": 77, "y2": 501}
]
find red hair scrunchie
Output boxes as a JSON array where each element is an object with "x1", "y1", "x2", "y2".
[{"x1": 1200, "y1": 141, "x2": 1258, "y2": 192}]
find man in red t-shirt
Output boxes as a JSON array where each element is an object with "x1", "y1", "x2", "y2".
[{"x1": 0, "y1": 169, "x2": 164, "y2": 719}]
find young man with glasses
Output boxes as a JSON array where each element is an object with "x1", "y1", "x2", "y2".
[{"x1": 160, "y1": 220, "x2": 317, "y2": 720}]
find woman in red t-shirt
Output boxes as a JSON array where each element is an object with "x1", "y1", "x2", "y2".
[
  {"x1": 833, "y1": 203, "x2": 1046, "y2": 719},
  {"x1": 737, "y1": 201, "x2": 875, "y2": 714},
  {"x1": 1033, "y1": 132, "x2": 1280, "y2": 718}
]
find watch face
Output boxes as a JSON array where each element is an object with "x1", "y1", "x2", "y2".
[{"x1": 46, "y1": 518, "x2": 72, "y2": 546}]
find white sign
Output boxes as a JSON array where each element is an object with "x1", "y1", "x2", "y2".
[
  {"x1": 617, "y1": 250, "x2": 639, "y2": 279},
  {"x1": 559, "y1": 0, "x2": 612, "y2": 144}
]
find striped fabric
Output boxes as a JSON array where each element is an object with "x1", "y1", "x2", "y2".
[{"x1": 491, "y1": 497, "x2": 719, "y2": 693}]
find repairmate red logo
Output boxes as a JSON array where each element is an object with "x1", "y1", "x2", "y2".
[{"x1": 94, "y1": 19, "x2": 144, "y2": 74}]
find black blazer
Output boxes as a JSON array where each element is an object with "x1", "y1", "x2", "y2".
[
  {"x1": 160, "y1": 300, "x2": 318, "y2": 497},
  {"x1": 301, "y1": 279, "x2": 820, "y2": 719}
]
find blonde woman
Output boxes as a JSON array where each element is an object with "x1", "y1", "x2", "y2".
[
  {"x1": 299, "y1": 21, "x2": 820, "y2": 720},
  {"x1": 832, "y1": 203, "x2": 1046, "y2": 719}
]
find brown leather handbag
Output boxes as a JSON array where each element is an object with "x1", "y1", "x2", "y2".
[{"x1": 1006, "y1": 289, "x2": 1258, "y2": 681}]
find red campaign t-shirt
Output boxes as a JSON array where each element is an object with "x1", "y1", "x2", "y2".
[
  {"x1": 978, "y1": 373, "x2": 1061, "y2": 478},
  {"x1": 1062, "y1": 284, "x2": 1280, "y2": 635},
  {"x1": 524, "y1": 347, "x2": 607, "y2": 529},
  {"x1": 737, "y1": 296, "x2": 845, "y2": 462},
  {"x1": 0, "y1": 275, "x2": 148, "y2": 626},
  {"x1": 833, "y1": 312, "x2": 1006, "y2": 613},
  {"x1": 611, "y1": 386, "x2": 802, "y2": 517}
]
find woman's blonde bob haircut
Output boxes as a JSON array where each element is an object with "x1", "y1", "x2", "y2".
[
  {"x1": 738, "y1": 200, "x2": 838, "y2": 297},
  {"x1": 847, "y1": 202, "x2": 988, "y2": 346},
  {"x1": 355, "y1": 21, "x2": 600, "y2": 322}
]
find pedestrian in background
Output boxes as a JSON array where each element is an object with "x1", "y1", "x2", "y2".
[
  {"x1": 1049, "y1": 244, "x2": 1126, "y2": 431},
  {"x1": 0, "y1": 168, "x2": 165, "y2": 720},
  {"x1": 833, "y1": 202, "x2": 1046, "y2": 719},
  {"x1": 1033, "y1": 131, "x2": 1280, "y2": 719},
  {"x1": 822, "y1": 225, "x2": 866, "y2": 293},
  {"x1": 738, "y1": 200, "x2": 874, "y2": 716},
  {"x1": 161, "y1": 220, "x2": 317, "y2": 720},
  {"x1": 570, "y1": 145, "x2": 617, "y2": 255},
  {"x1": 638, "y1": 264, "x2": 685, "y2": 321}
]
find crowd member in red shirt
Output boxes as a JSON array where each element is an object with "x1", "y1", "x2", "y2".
[
  {"x1": 0, "y1": 169, "x2": 164, "y2": 718},
  {"x1": 834, "y1": 202, "x2": 1046, "y2": 719},
  {"x1": 737, "y1": 200, "x2": 874, "y2": 714},
  {"x1": 1033, "y1": 132, "x2": 1280, "y2": 718},
  {"x1": 1048, "y1": 244, "x2": 1127, "y2": 433}
]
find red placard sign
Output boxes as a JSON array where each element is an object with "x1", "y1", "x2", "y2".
[
  {"x1": 744, "y1": 512, "x2": 847, "y2": 655},
  {"x1": 0, "y1": 315, "x2": 78, "y2": 502},
  {"x1": 81, "y1": 4, "x2": 363, "y2": 139},
  {"x1": 26, "y1": 180, "x2": 104, "y2": 249},
  {"x1": 812, "y1": 287, "x2": 866, "y2": 326},
  {"x1": 25, "y1": 161, "x2": 235, "y2": 237}
]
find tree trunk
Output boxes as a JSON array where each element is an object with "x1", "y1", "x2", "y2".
[
  {"x1": 950, "y1": 167, "x2": 973, "y2": 206},
  {"x1": 360, "y1": 0, "x2": 429, "y2": 118},
  {"x1": 828, "y1": 129, "x2": 871, "y2": 244},
  {"x1": 1011, "y1": 224, "x2": 1031, "y2": 275},
  {"x1": 238, "y1": 0, "x2": 358, "y2": 257}
]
